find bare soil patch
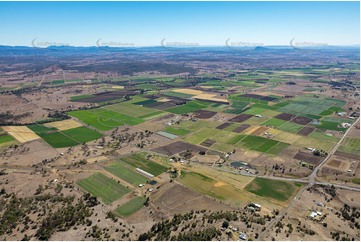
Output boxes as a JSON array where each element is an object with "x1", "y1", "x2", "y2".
[
  {"x1": 297, "y1": 126, "x2": 315, "y2": 136},
  {"x1": 292, "y1": 116, "x2": 312, "y2": 125},
  {"x1": 228, "y1": 114, "x2": 253, "y2": 123},
  {"x1": 293, "y1": 151, "x2": 323, "y2": 165},
  {"x1": 200, "y1": 139, "x2": 216, "y2": 147},
  {"x1": 275, "y1": 113, "x2": 295, "y2": 121},
  {"x1": 334, "y1": 151, "x2": 360, "y2": 160},
  {"x1": 152, "y1": 141, "x2": 207, "y2": 156},
  {"x1": 216, "y1": 122, "x2": 232, "y2": 130},
  {"x1": 232, "y1": 124, "x2": 251, "y2": 133},
  {"x1": 251, "y1": 126, "x2": 269, "y2": 136},
  {"x1": 193, "y1": 110, "x2": 217, "y2": 119}
]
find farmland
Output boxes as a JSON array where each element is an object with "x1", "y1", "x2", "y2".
[
  {"x1": 115, "y1": 197, "x2": 147, "y2": 217},
  {"x1": 105, "y1": 161, "x2": 148, "y2": 185},
  {"x1": 245, "y1": 178, "x2": 300, "y2": 202},
  {"x1": 77, "y1": 173, "x2": 131, "y2": 204},
  {"x1": 68, "y1": 108, "x2": 144, "y2": 131},
  {"x1": 120, "y1": 153, "x2": 168, "y2": 176}
]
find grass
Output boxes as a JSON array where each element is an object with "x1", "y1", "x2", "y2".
[
  {"x1": 38, "y1": 127, "x2": 102, "y2": 148},
  {"x1": 106, "y1": 102, "x2": 160, "y2": 118},
  {"x1": 68, "y1": 108, "x2": 144, "y2": 131},
  {"x1": 114, "y1": 197, "x2": 147, "y2": 217},
  {"x1": 261, "y1": 118, "x2": 287, "y2": 128},
  {"x1": 179, "y1": 172, "x2": 245, "y2": 202},
  {"x1": 338, "y1": 137, "x2": 360, "y2": 155},
  {"x1": 351, "y1": 178, "x2": 360, "y2": 185},
  {"x1": 164, "y1": 127, "x2": 191, "y2": 136},
  {"x1": 77, "y1": 173, "x2": 131, "y2": 204},
  {"x1": 51, "y1": 80, "x2": 64, "y2": 85},
  {"x1": 316, "y1": 120, "x2": 346, "y2": 131},
  {"x1": 62, "y1": 127, "x2": 102, "y2": 143},
  {"x1": 278, "y1": 122, "x2": 303, "y2": 133},
  {"x1": 166, "y1": 101, "x2": 207, "y2": 114},
  {"x1": 105, "y1": 161, "x2": 148, "y2": 185},
  {"x1": 39, "y1": 132, "x2": 80, "y2": 148},
  {"x1": 121, "y1": 153, "x2": 168, "y2": 176},
  {"x1": 308, "y1": 131, "x2": 340, "y2": 142},
  {"x1": 0, "y1": 134, "x2": 15, "y2": 145},
  {"x1": 237, "y1": 135, "x2": 288, "y2": 154},
  {"x1": 27, "y1": 124, "x2": 57, "y2": 134},
  {"x1": 183, "y1": 127, "x2": 221, "y2": 144},
  {"x1": 70, "y1": 94, "x2": 95, "y2": 101},
  {"x1": 245, "y1": 178, "x2": 298, "y2": 202}
]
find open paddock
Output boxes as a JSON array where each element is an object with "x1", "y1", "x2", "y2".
[
  {"x1": 152, "y1": 141, "x2": 207, "y2": 156},
  {"x1": 153, "y1": 183, "x2": 231, "y2": 214}
]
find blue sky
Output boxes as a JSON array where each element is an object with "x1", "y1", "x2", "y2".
[{"x1": 0, "y1": 1, "x2": 359, "y2": 46}]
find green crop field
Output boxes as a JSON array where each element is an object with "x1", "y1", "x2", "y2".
[
  {"x1": 62, "y1": 127, "x2": 102, "y2": 143},
  {"x1": 133, "y1": 99, "x2": 157, "y2": 106},
  {"x1": 114, "y1": 196, "x2": 147, "y2": 217},
  {"x1": 70, "y1": 94, "x2": 95, "y2": 101},
  {"x1": 38, "y1": 127, "x2": 102, "y2": 148},
  {"x1": 183, "y1": 127, "x2": 221, "y2": 144},
  {"x1": 278, "y1": 122, "x2": 303, "y2": 133},
  {"x1": 164, "y1": 126, "x2": 191, "y2": 136},
  {"x1": 338, "y1": 137, "x2": 360, "y2": 155},
  {"x1": 68, "y1": 108, "x2": 144, "y2": 131},
  {"x1": 245, "y1": 178, "x2": 298, "y2": 202},
  {"x1": 105, "y1": 161, "x2": 148, "y2": 185},
  {"x1": 308, "y1": 131, "x2": 340, "y2": 142},
  {"x1": 105, "y1": 102, "x2": 160, "y2": 118},
  {"x1": 51, "y1": 80, "x2": 64, "y2": 85},
  {"x1": 316, "y1": 120, "x2": 346, "y2": 131},
  {"x1": 77, "y1": 173, "x2": 131, "y2": 204},
  {"x1": 162, "y1": 91, "x2": 194, "y2": 98},
  {"x1": 236, "y1": 135, "x2": 288, "y2": 154},
  {"x1": 121, "y1": 153, "x2": 168, "y2": 176},
  {"x1": 39, "y1": 132, "x2": 80, "y2": 148},
  {"x1": 166, "y1": 101, "x2": 207, "y2": 114},
  {"x1": 27, "y1": 124, "x2": 57, "y2": 134},
  {"x1": 261, "y1": 118, "x2": 287, "y2": 128},
  {"x1": 0, "y1": 134, "x2": 15, "y2": 145}
]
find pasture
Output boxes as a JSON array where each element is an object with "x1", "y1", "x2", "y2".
[
  {"x1": 68, "y1": 108, "x2": 144, "y2": 131},
  {"x1": 245, "y1": 178, "x2": 299, "y2": 202},
  {"x1": 106, "y1": 161, "x2": 148, "y2": 185},
  {"x1": 164, "y1": 126, "x2": 191, "y2": 136},
  {"x1": 114, "y1": 196, "x2": 147, "y2": 217},
  {"x1": 0, "y1": 134, "x2": 16, "y2": 146},
  {"x1": 77, "y1": 173, "x2": 131, "y2": 204},
  {"x1": 236, "y1": 135, "x2": 288, "y2": 154},
  {"x1": 338, "y1": 137, "x2": 360, "y2": 155},
  {"x1": 166, "y1": 101, "x2": 207, "y2": 114},
  {"x1": 105, "y1": 102, "x2": 162, "y2": 118},
  {"x1": 39, "y1": 127, "x2": 102, "y2": 148},
  {"x1": 261, "y1": 118, "x2": 287, "y2": 128},
  {"x1": 121, "y1": 153, "x2": 168, "y2": 176}
]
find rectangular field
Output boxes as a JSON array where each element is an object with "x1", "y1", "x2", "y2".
[
  {"x1": 2, "y1": 126, "x2": 41, "y2": 143},
  {"x1": 120, "y1": 153, "x2": 168, "y2": 176},
  {"x1": 68, "y1": 108, "x2": 144, "y2": 131},
  {"x1": 77, "y1": 173, "x2": 131, "y2": 204},
  {"x1": 114, "y1": 196, "x2": 147, "y2": 217},
  {"x1": 105, "y1": 161, "x2": 148, "y2": 185},
  {"x1": 44, "y1": 119, "x2": 82, "y2": 131}
]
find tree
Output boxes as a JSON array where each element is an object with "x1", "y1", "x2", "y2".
[{"x1": 222, "y1": 220, "x2": 229, "y2": 228}]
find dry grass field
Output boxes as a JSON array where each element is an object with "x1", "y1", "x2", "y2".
[
  {"x1": 2, "y1": 126, "x2": 40, "y2": 143},
  {"x1": 44, "y1": 119, "x2": 82, "y2": 131}
]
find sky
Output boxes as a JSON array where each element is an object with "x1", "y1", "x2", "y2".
[{"x1": 0, "y1": 1, "x2": 359, "y2": 47}]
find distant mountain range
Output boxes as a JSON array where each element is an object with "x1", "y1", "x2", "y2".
[{"x1": 0, "y1": 45, "x2": 358, "y2": 56}]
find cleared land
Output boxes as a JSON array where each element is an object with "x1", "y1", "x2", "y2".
[
  {"x1": 120, "y1": 153, "x2": 168, "y2": 176},
  {"x1": 44, "y1": 119, "x2": 82, "y2": 131},
  {"x1": 68, "y1": 108, "x2": 144, "y2": 131},
  {"x1": 2, "y1": 126, "x2": 40, "y2": 143},
  {"x1": 105, "y1": 161, "x2": 148, "y2": 185},
  {"x1": 245, "y1": 177, "x2": 299, "y2": 202},
  {"x1": 77, "y1": 173, "x2": 131, "y2": 204},
  {"x1": 114, "y1": 196, "x2": 147, "y2": 217}
]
